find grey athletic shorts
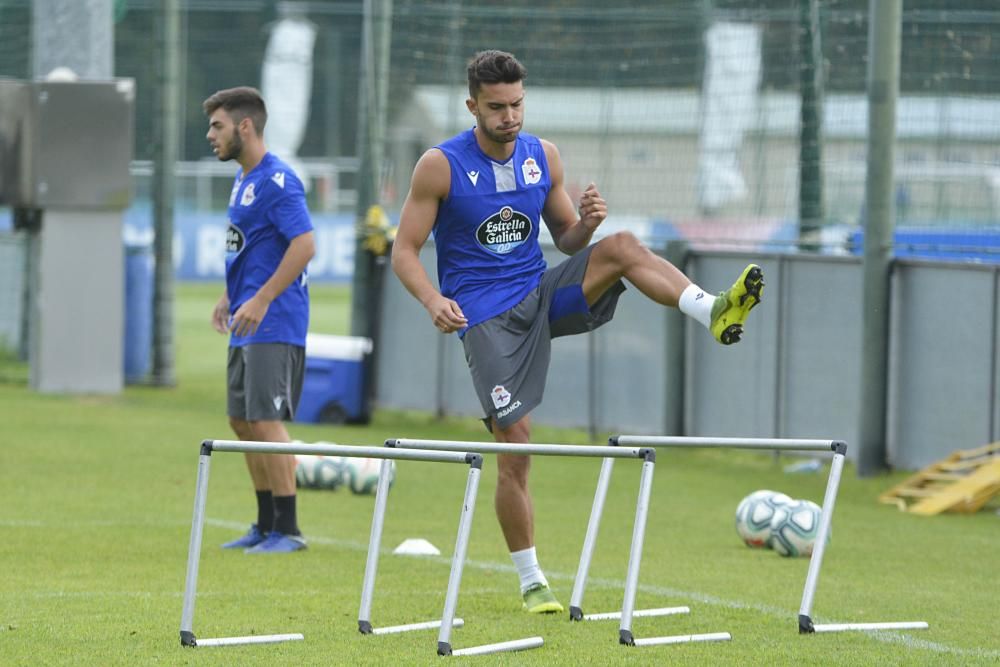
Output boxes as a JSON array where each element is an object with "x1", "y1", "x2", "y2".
[
  {"x1": 462, "y1": 245, "x2": 626, "y2": 431},
  {"x1": 227, "y1": 343, "x2": 306, "y2": 422}
]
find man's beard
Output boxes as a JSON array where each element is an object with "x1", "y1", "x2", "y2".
[{"x1": 218, "y1": 131, "x2": 244, "y2": 161}]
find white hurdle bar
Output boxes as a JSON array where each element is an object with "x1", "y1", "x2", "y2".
[
  {"x1": 386, "y1": 438, "x2": 658, "y2": 648},
  {"x1": 613, "y1": 435, "x2": 929, "y2": 636},
  {"x1": 180, "y1": 439, "x2": 479, "y2": 651}
]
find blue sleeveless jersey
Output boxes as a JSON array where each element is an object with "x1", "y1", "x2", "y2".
[
  {"x1": 434, "y1": 128, "x2": 550, "y2": 330},
  {"x1": 224, "y1": 152, "x2": 313, "y2": 347}
]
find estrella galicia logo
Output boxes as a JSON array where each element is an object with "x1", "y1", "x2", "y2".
[
  {"x1": 476, "y1": 206, "x2": 532, "y2": 255},
  {"x1": 226, "y1": 222, "x2": 245, "y2": 254}
]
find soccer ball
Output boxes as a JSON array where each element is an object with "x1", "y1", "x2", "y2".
[
  {"x1": 735, "y1": 489, "x2": 794, "y2": 548},
  {"x1": 295, "y1": 454, "x2": 350, "y2": 490},
  {"x1": 768, "y1": 499, "x2": 829, "y2": 557},
  {"x1": 347, "y1": 457, "x2": 396, "y2": 495}
]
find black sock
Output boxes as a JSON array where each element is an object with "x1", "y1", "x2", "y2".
[
  {"x1": 273, "y1": 495, "x2": 300, "y2": 536},
  {"x1": 256, "y1": 490, "x2": 274, "y2": 533}
]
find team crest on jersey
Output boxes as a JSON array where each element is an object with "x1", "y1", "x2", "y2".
[
  {"x1": 240, "y1": 183, "x2": 256, "y2": 206},
  {"x1": 225, "y1": 222, "x2": 245, "y2": 254},
  {"x1": 476, "y1": 206, "x2": 532, "y2": 255},
  {"x1": 491, "y1": 385, "x2": 511, "y2": 409},
  {"x1": 521, "y1": 157, "x2": 542, "y2": 185}
]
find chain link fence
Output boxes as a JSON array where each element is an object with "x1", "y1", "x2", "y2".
[{"x1": 2, "y1": 0, "x2": 1000, "y2": 352}]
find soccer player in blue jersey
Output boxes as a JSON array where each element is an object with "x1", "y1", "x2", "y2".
[
  {"x1": 392, "y1": 51, "x2": 763, "y2": 612},
  {"x1": 203, "y1": 87, "x2": 315, "y2": 554}
]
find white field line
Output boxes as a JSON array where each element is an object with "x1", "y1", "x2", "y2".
[{"x1": 5, "y1": 517, "x2": 997, "y2": 660}]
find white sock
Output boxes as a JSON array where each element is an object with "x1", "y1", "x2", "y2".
[
  {"x1": 510, "y1": 546, "x2": 548, "y2": 593},
  {"x1": 678, "y1": 283, "x2": 713, "y2": 329}
]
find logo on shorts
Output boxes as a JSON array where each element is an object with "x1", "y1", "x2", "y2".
[
  {"x1": 476, "y1": 207, "x2": 532, "y2": 255},
  {"x1": 273, "y1": 396, "x2": 284, "y2": 412},
  {"x1": 497, "y1": 400, "x2": 522, "y2": 419},
  {"x1": 491, "y1": 385, "x2": 512, "y2": 409}
]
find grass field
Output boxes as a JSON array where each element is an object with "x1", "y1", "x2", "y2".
[{"x1": 2, "y1": 283, "x2": 998, "y2": 665}]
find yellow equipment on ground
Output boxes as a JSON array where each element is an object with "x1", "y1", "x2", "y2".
[{"x1": 879, "y1": 442, "x2": 1000, "y2": 515}]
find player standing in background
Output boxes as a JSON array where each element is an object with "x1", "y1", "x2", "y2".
[
  {"x1": 204, "y1": 86, "x2": 315, "y2": 553},
  {"x1": 392, "y1": 50, "x2": 763, "y2": 611}
]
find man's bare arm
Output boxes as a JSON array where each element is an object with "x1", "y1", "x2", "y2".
[{"x1": 391, "y1": 149, "x2": 468, "y2": 333}]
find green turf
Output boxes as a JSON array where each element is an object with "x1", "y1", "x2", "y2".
[{"x1": 1, "y1": 283, "x2": 998, "y2": 665}]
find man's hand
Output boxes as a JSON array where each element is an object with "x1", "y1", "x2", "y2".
[
  {"x1": 230, "y1": 294, "x2": 271, "y2": 337},
  {"x1": 211, "y1": 294, "x2": 231, "y2": 334},
  {"x1": 578, "y1": 182, "x2": 607, "y2": 232},
  {"x1": 425, "y1": 294, "x2": 468, "y2": 334}
]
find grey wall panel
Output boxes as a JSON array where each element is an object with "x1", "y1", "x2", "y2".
[
  {"x1": 536, "y1": 321, "x2": 595, "y2": 429},
  {"x1": 994, "y1": 271, "x2": 1000, "y2": 444},
  {"x1": 375, "y1": 251, "x2": 442, "y2": 413},
  {"x1": 0, "y1": 234, "x2": 26, "y2": 352},
  {"x1": 685, "y1": 254, "x2": 781, "y2": 438},
  {"x1": 592, "y1": 287, "x2": 671, "y2": 435},
  {"x1": 31, "y1": 211, "x2": 123, "y2": 393},
  {"x1": 887, "y1": 262, "x2": 995, "y2": 469},
  {"x1": 375, "y1": 244, "x2": 1000, "y2": 471},
  {"x1": 779, "y1": 256, "x2": 862, "y2": 448}
]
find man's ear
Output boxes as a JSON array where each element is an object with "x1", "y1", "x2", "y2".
[
  {"x1": 465, "y1": 97, "x2": 477, "y2": 116},
  {"x1": 238, "y1": 116, "x2": 253, "y2": 137}
]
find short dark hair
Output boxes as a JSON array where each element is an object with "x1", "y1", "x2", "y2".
[
  {"x1": 467, "y1": 50, "x2": 527, "y2": 99},
  {"x1": 202, "y1": 86, "x2": 267, "y2": 136}
]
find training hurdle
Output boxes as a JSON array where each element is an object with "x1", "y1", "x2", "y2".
[
  {"x1": 357, "y1": 452, "x2": 541, "y2": 657},
  {"x1": 179, "y1": 439, "x2": 503, "y2": 653},
  {"x1": 382, "y1": 439, "x2": 701, "y2": 649},
  {"x1": 578, "y1": 436, "x2": 928, "y2": 637}
]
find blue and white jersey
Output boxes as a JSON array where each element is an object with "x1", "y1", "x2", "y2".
[
  {"x1": 225, "y1": 152, "x2": 312, "y2": 347},
  {"x1": 433, "y1": 128, "x2": 551, "y2": 330}
]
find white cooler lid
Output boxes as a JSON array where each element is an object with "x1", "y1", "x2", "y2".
[{"x1": 305, "y1": 333, "x2": 373, "y2": 361}]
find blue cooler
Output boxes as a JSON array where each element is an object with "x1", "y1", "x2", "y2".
[{"x1": 295, "y1": 333, "x2": 373, "y2": 424}]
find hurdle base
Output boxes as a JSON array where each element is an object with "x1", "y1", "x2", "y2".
[
  {"x1": 569, "y1": 605, "x2": 583, "y2": 621},
  {"x1": 800, "y1": 614, "x2": 929, "y2": 634},
  {"x1": 441, "y1": 636, "x2": 544, "y2": 657},
  {"x1": 799, "y1": 613, "x2": 814, "y2": 634},
  {"x1": 180, "y1": 632, "x2": 305, "y2": 647},
  {"x1": 632, "y1": 632, "x2": 732, "y2": 647},
  {"x1": 366, "y1": 618, "x2": 464, "y2": 635},
  {"x1": 584, "y1": 606, "x2": 690, "y2": 621}
]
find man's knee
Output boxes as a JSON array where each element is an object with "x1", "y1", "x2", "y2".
[
  {"x1": 229, "y1": 416, "x2": 253, "y2": 439},
  {"x1": 603, "y1": 230, "x2": 644, "y2": 259},
  {"x1": 590, "y1": 231, "x2": 647, "y2": 277},
  {"x1": 248, "y1": 419, "x2": 290, "y2": 443},
  {"x1": 494, "y1": 417, "x2": 531, "y2": 443}
]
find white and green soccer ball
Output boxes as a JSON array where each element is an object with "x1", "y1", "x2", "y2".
[
  {"x1": 735, "y1": 489, "x2": 794, "y2": 548},
  {"x1": 768, "y1": 499, "x2": 829, "y2": 557},
  {"x1": 295, "y1": 454, "x2": 350, "y2": 490},
  {"x1": 347, "y1": 457, "x2": 396, "y2": 495}
]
